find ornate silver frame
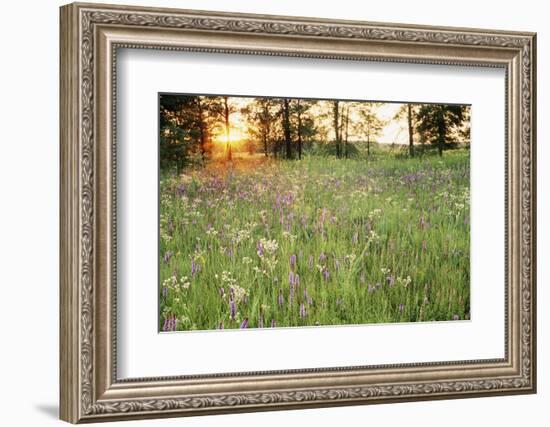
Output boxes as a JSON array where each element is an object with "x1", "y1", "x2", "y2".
[{"x1": 60, "y1": 2, "x2": 537, "y2": 423}]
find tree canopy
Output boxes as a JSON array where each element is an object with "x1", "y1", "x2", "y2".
[{"x1": 159, "y1": 95, "x2": 471, "y2": 170}]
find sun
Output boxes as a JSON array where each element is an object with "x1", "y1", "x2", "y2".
[{"x1": 217, "y1": 127, "x2": 247, "y2": 144}]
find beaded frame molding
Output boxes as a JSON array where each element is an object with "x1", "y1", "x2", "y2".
[{"x1": 60, "y1": 2, "x2": 536, "y2": 423}]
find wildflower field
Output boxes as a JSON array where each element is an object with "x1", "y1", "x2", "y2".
[{"x1": 159, "y1": 151, "x2": 470, "y2": 331}]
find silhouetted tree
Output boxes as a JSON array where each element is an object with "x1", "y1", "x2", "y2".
[
  {"x1": 415, "y1": 104, "x2": 469, "y2": 156},
  {"x1": 222, "y1": 96, "x2": 234, "y2": 161},
  {"x1": 291, "y1": 99, "x2": 318, "y2": 160},
  {"x1": 159, "y1": 95, "x2": 222, "y2": 170},
  {"x1": 282, "y1": 98, "x2": 292, "y2": 159},
  {"x1": 355, "y1": 103, "x2": 385, "y2": 156},
  {"x1": 393, "y1": 103, "x2": 419, "y2": 157},
  {"x1": 243, "y1": 98, "x2": 278, "y2": 157}
]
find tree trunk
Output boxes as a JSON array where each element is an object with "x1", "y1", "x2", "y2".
[
  {"x1": 223, "y1": 96, "x2": 232, "y2": 161},
  {"x1": 407, "y1": 103, "x2": 414, "y2": 157},
  {"x1": 437, "y1": 106, "x2": 446, "y2": 157},
  {"x1": 367, "y1": 134, "x2": 370, "y2": 156},
  {"x1": 366, "y1": 121, "x2": 372, "y2": 156},
  {"x1": 196, "y1": 99, "x2": 207, "y2": 162},
  {"x1": 344, "y1": 107, "x2": 350, "y2": 158},
  {"x1": 297, "y1": 101, "x2": 303, "y2": 160},
  {"x1": 283, "y1": 99, "x2": 292, "y2": 159},
  {"x1": 339, "y1": 104, "x2": 345, "y2": 157},
  {"x1": 263, "y1": 104, "x2": 269, "y2": 157},
  {"x1": 333, "y1": 101, "x2": 340, "y2": 158}
]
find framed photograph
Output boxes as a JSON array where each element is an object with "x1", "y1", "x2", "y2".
[{"x1": 60, "y1": 2, "x2": 537, "y2": 423}]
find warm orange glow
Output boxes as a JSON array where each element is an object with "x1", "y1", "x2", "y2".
[{"x1": 217, "y1": 127, "x2": 247, "y2": 145}]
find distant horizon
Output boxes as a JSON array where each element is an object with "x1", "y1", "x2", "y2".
[{"x1": 160, "y1": 93, "x2": 471, "y2": 147}]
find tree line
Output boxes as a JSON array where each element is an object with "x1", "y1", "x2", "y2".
[{"x1": 160, "y1": 94, "x2": 470, "y2": 170}]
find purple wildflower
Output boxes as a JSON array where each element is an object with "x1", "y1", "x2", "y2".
[
  {"x1": 167, "y1": 218, "x2": 174, "y2": 235},
  {"x1": 367, "y1": 284, "x2": 375, "y2": 294},
  {"x1": 387, "y1": 275, "x2": 395, "y2": 287},
  {"x1": 289, "y1": 282, "x2": 295, "y2": 304},
  {"x1": 398, "y1": 303, "x2": 405, "y2": 314},
  {"x1": 288, "y1": 271, "x2": 295, "y2": 286},
  {"x1": 240, "y1": 318, "x2": 249, "y2": 329},
  {"x1": 290, "y1": 254, "x2": 297, "y2": 269},
  {"x1": 162, "y1": 286, "x2": 168, "y2": 299},
  {"x1": 176, "y1": 184, "x2": 186, "y2": 196},
  {"x1": 294, "y1": 273, "x2": 300, "y2": 287},
  {"x1": 219, "y1": 287, "x2": 225, "y2": 298},
  {"x1": 256, "y1": 241, "x2": 264, "y2": 257},
  {"x1": 299, "y1": 303, "x2": 307, "y2": 318},
  {"x1": 319, "y1": 252, "x2": 327, "y2": 263},
  {"x1": 163, "y1": 251, "x2": 172, "y2": 264},
  {"x1": 191, "y1": 259, "x2": 199, "y2": 276},
  {"x1": 303, "y1": 288, "x2": 313, "y2": 306},
  {"x1": 229, "y1": 297, "x2": 236, "y2": 321},
  {"x1": 163, "y1": 315, "x2": 177, "y2": 332},
  {"x1": 278, "y1": 289, "x2": 284, "y2": 306},
  {"x1": 322, "y1": 267, "x2": 330, "y2": 282},
  {"x1": 453, "y1": 314, "x2": 460, "y2": 321},
  {"x1": 403, "y1": 171, "x2": 424, "y2": 184}
]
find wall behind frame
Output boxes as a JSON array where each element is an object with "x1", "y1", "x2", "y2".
[{"x1": 0, "y1": 1, "x2": 545, "y2": 426}]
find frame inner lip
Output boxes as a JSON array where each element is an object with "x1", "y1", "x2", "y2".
[{"x1": 110, "y1": 42, "x2": 511, "y2": 383}]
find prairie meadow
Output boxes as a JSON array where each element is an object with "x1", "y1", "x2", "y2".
[{"x1": 159, "y1": 95, "x2": 470, "y2": 331}]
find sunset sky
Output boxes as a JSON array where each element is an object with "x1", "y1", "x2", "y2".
[{"x1": 215, "y1": 97, "x2": 410, "y2": 145}]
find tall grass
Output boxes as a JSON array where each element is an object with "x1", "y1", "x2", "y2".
[{"x1": 159, "y1": 150, "x2": 470, "y2": 331}]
